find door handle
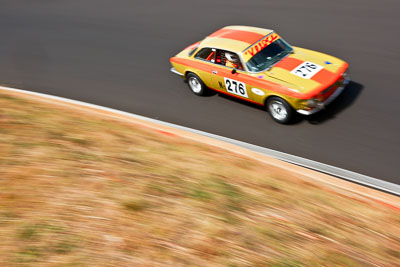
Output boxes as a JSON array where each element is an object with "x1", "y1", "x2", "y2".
[{"x1": 212, "y1": 70, "x2": 218, "y2": 74}]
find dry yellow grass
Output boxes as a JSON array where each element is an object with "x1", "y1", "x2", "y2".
[{"x1": 0, "y1": 91, "x2": 399, "y2": 266}]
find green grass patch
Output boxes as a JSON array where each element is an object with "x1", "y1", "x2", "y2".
[{"x1": 123, "y1": 199, "x2": 149, "y2": 212}]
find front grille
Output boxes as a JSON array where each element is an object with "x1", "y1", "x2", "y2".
[
  {"x1": 317, "y1": 77, "x2": 342, "y2": 101},
  {"x1": 323, "y1": 76, "x2": 345, "y2": 94},
  {"x1": 322, "y1": 85, "x2": 334, "y2": 95}
]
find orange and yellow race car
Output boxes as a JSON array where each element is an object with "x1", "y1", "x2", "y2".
[{"x1": 170, "y1": 26, "x2": 349, "y2": 124}]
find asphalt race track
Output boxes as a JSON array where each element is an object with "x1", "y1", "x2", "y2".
[{"x1": 0, "y1": 0, "x2": 399, "y2": 185}]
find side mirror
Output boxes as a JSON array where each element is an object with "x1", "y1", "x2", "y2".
[{"x1": 231, "y1": 69, "x2": 237, "y2": 74}]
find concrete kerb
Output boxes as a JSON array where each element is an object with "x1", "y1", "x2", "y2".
[{"x1": 1, "y1": 85, "x2": 399, "y2": 209}]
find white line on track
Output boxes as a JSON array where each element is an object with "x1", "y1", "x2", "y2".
[{"x1": 1, "y1": 85, "x2": 399, "y2": 196}]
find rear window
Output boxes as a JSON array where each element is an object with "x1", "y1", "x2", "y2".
[{"x1": 188, "y1": 43, "x2": 200, "y2": 57}]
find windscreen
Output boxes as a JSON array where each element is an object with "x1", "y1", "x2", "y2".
[{"x1": 244, "y1": 34, "x2": 293, "y2": 72}]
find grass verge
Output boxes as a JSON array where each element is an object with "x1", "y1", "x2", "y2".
[{"x1": 0, "y1": 91, "x2": 399, "y2": 266}]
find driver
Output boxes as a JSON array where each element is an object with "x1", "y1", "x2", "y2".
[{"x1": 225, "y1": 52, "x2": 240, "y2": 69}]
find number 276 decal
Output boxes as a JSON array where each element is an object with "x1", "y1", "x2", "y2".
[
  {"x1": 291, "y1": 61, "x2": 323, "y2": 79},
  {"x1": 224, "y1": 78, "x2": 248, "y2": 98}
]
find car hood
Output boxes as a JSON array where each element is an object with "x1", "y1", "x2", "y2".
[{"x1": 259, "y1": 46, "x2": 348, "y2": 95}]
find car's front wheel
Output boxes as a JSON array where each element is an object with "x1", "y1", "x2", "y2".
[
  {"x1": 186, "y1": 73, "x2": 207, "y2": 96},
  {"x1": 266, "y1": 96, "x2": 294, "y2": 124}
]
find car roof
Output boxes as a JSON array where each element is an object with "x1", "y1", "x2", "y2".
[{"x1": 199, "y1": 26, "x2": 274, "y2": 53}]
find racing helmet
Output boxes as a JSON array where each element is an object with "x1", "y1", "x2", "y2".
[{"x1": 225, "y1": 52, "x2": 238, "y2": 62}]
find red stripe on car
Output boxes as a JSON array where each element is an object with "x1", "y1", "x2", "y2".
[
  {"x1": 209, "y1": 86, "x2": 264, "y2": 106},
  {"x1": 208, "y1": 28, "x2": 264, "y2": 44},
  {"x1": 311, "y1": 68, "x2": 336, "y2": 85},
  {"x1": 273, "y1": 57, "x2": 303, "y2": 71}
]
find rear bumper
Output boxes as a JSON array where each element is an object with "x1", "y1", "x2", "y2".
[
  {"x1": 170, "y1": 67, "x2": 184, "y2": 76},
  {"x1": 297, "y1": 76, "x2": 350, "y2": 115}
]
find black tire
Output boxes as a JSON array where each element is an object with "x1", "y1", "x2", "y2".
[
  {"x1": 266, "y1": 96, "x2": 294, "y2": 124},
  {"x1": 186, "y1": 73, "x2": 207, "y2": 96}
]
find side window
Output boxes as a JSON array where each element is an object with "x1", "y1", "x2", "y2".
[
  {"x1": 215, "y1": 50, "x2": 244, "y2": 70},
  {"x1": 195, "y1": 48, "x2": 216, "y2": 62}
]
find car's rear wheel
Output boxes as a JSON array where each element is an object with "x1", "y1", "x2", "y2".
[
  {"x1": 187, "y1": 73, "x2": 207, "y2": 96},
  {"x1": 266, "y1": 96, "x2": 294, "y2": 124}
]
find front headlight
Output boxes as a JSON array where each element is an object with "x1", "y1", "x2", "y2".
[
  {"x1": 342, "y1": 68, "x2": 349, "y2": 78},
  {"x1": 307, "y1": 98, "x2": 318, "y2": 108}
]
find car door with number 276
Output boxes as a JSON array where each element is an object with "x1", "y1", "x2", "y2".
[
  {"x1": 223, "y1": 77, "x2": 248, "y2": 98},
  {"x1": 211, "y1": 49, "x2": 253, "y2": 101}
]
